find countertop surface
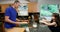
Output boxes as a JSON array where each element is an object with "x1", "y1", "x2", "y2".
[{"x1": 6, "y1": 27, "x2": 25, "y2": 32}]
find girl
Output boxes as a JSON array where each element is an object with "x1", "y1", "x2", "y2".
[{"x1": 42, "y1": 13, "x2": 60, "y2": 32}]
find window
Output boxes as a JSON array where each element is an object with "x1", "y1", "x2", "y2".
[
  {"x1": 18, "y1": 3, "x2": 28, "y2": 16},
  {"x1": 40, "y1": 4, "x2": 59, "y2": 21}
]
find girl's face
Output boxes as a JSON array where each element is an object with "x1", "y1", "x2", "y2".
[{"x1": 52, "y1": 16, "x2": 56, "y2": 20}]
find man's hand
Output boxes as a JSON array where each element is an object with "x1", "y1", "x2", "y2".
[{"x1": 20, "y1": 22, "x2": 28, "y2": 24}]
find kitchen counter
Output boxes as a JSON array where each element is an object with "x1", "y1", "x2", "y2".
[
  {"x1": 29, "y1": 24, "x2": 52, "y2": 32},
  {"x1": 6, "y1": 27, "x2": 25, "y2": 32}
]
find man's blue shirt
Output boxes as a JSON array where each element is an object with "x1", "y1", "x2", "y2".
[{"x1": 5, "y1": 6, "x2": 17, "y2": 28}]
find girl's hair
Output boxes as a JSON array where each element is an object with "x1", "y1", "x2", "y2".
[
  {"x1": 52, "y1": 13, "x2": 59, "y2": 20},
  {"x1": 51, "y1": 13, "x2": 60, "y2": 26}
]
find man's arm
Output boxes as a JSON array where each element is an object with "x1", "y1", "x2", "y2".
[
  {"x1": 43, "y1": 21, "x2": 57, "y2": 26},
  {"x1": 5, "y1": 16, "x2": 16, "y2": 24},
  {"x1": 5, "y1": 16, "x2": 28, "y2": 24}
]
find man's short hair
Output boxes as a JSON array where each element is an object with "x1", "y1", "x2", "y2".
[{"x1": 14, "y1": 0, "x2": 20, "y2": 3}]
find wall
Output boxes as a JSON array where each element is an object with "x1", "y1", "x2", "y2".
[
  {"x1": 38, "y1": 0, "x2": 60, "y2": 16},
  {"x1": 38, "y1": 0, "x2": 60, "y2": 4},
  {"x1": 0, "y1": 0, "x2": 14, "y2": 4},
  {"x1": 38, "y1": 0, "x2": 60, "y2": 10}
]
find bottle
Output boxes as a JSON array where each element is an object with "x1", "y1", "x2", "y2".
[
  {"x1": 25, "y1": 27, "x2": 30, "y2": 32},
  {"x1": 32, "y1": 15, "x2": 37, "y2": 28}
]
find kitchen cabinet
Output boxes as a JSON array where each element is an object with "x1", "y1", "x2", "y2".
[
  {"x1": 0, "y1": 5, "x2": 1, "y2": 12},
  {"x1": 0, "y1": 4, "x2": 10, "y2": 13},
  {"x1": 1, "y1": 4, "x2": 9, "y2": 13},
  {"x1": 28, "y1": 2, "x2": 38, "y2": 13},
  {"x1": 0, "y1": 22, "x2": 3, "y2": 32},
  {"x1": 0, "y1": 2, "x2": 38, "y2": 13}
]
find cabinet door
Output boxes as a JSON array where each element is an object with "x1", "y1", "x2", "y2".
[
  {"x1": 28, "y1": 3, "x2": 38, "y2": 13},
  {"x1": 1, "y1": 4, "x2": 9, "y2": 13},
  {"x1": 0, "y1": 5, "x2": 1, "y2": 12},
  {"x1": 0, "y1": 22, "x2": 3, "y2": 32}
]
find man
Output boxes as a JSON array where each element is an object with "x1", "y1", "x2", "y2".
[{"x1": 5, "y1": 0, "x2": 27, "y2": 32}]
